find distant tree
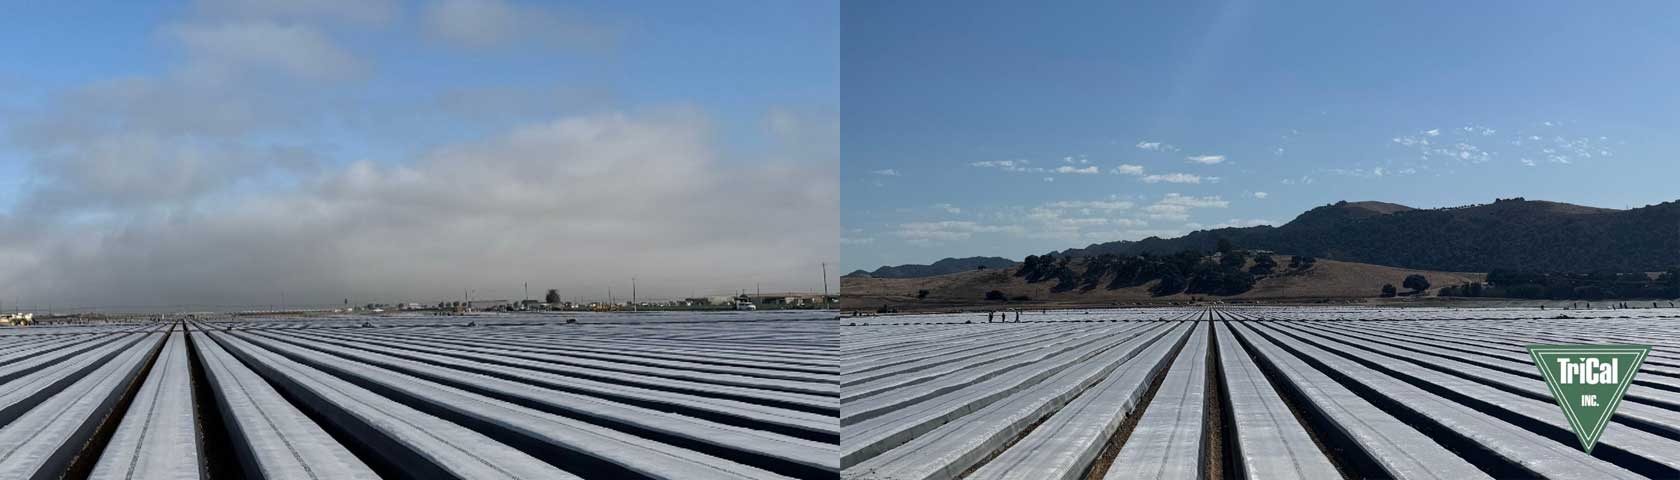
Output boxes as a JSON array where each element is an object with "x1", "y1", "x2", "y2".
[
  {"x1": 1250, "y1": 254, "x2": 1277, "y2": 275},
  {"x1": 1574, "y1": 285, "x2": 1607, "y2": 300},
  {"x1": 1466, "y1": 282, "x2": 1483, "y2": 297},
  {"x1": 1288, "y1": 255, "x2": 1317, "y2": 270},
  {"x1": 976, "y1": 265, "x2": 988, "y2": 270},
  {"x1": 1220, "y1": 250, "x2": 1248, "y2": 269},
  {"x1": 1403, "y1": 274, "x2": 1430, "y2": 293},
  {"x1": 1381, "y1": 284, "x2": 1397, "y2": 297},
  {"x1": 1152, "y1": 270, "x2": 1187, "y2": 296},
  {"x1": 1016, "y1": 255, "x2": 1040, "y2": 278},
  {"x1": 545, "y1": 289, "x2": 561, "y2": 304},
  {"x1": 985, "y1": 290, "x2": 1007, "y2": 301},
  {"x1": 1216, "y1": 238, "x2": 1234, "y2": 255},
  {"x1": 1009, "y1": 295, "x2": 1031, "y2": 302},
  {"x1": 916, "y1": 289, "x2": 930, "y2": 300}
]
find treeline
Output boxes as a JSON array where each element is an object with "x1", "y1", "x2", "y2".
[
  {"x1": 1015, "y1": 240, "x2": 1312, "y2": 297},
  {"x1": 1438, "y1": 269, "x2": 1680, "y2": 300}
]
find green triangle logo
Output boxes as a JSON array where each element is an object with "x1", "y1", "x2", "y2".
[{"x1": 1526, "y1": 344, "x2": 1650, "y2": 454}]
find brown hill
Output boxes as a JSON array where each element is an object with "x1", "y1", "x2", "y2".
[
  {"x1": 1053, "y1": 197, "x2": 1676, "y2": 273},
  {"x1": 840, "y1": 255, "x2": 1483, "y2": 311}
]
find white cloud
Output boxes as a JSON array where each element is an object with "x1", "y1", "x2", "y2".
[
  {"x1": 1253, "y1": 191, "x2": 1268, "y2": 199},
  {"x1": 892, "y1": 221, "x2": 1017, "y2": 243},
  {"x1": 1520, "y1": 158, "x2": 1536, "y2": 167},
  {"x1": 1112, "y1": 164, "x2": 1145, "y2": 176},
  {"x1": 423, "y1": 0, "x2": 616, "y2": 50},
  {"x1": 1463, "y1": 125, "x2": 1495, "y2": 136},
  {"x1": 1140, "y1": 173, "x2": 1203, "y2": 184},
  {"x1": 1158, "y1": 193, "x2": 1229, "y2": 209},
  {"x1": 167, "y1": 21, "x2": 364, "y2": 81},
  {"x1": 1185, "y1": 154, "x2": 1225, "y2": 165},
  {"x1": 840, "y1": 236, "x2": 875, "y2": 245},
  {"x1": 932, "y1": 203, "x2": 961, "y2": 214},
  {"x1": 1425, "y1": 128, "x2": 1441, "y2": 137},
  {"x1": 1044, "y1": 200, "x2": 1134, "y2": 210},
  {"x1": 970, "y1": 159, "x2": 1040, "y2": 173},
  {"x1": 1043, "y1": 177, "x2": 1054, "y2": 182},
  {"x1": 1138, "y1": 193, "x2": 1228, "y2": 222},
  {"x1": 1392, "y1": 136, "x2": 1428, "y2": 147},
  {"x1": 1143, "y1": 204, "x2": 1190, "y2": 220},
  {"x1": 193, "y1": 0, "x2": 399, "y2": 25},
  {"x1": 1054, "y1": 165, "x2": 1100, "y2": 174},
  {"x1": 870, "y1": 169, "x2": 901, "y2": 177},
  {"x1": 1325, "y1": 167, "x2": 1417, "y2": 178},
  {"x1": 1135, "y1": 141, "x2": 1178, "y2": 152}
]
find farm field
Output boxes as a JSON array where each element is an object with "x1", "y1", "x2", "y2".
[
  {"x1": 840, "y1": 306, "x2": 1680, "y2": 479},
  {"x1": 0, "y1": 311, "x2": 839, "y2": 479}
]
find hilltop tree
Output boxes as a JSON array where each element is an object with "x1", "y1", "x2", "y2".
[
  {"x1": 916, "y1": 289, "x2": 930, "y2": 299},
  {"x1": 1381, "y1": 284, "x2": 1397, "y2": 297},
  {"x1": 544, "y1": 289, "x2": 560, "y2": 304},
  {"x1": 1250, "y1": 254, "x2": 1277, "y2": 275},
  {"x1": 1216, "y1": 238, "x2": 1234, "y2": 255},
  {"x1": 1403, "y1": 274, "x2": 1430, "y2": 293},
  {"x1": 985, "y1": 290, "x2": 1006, "y2": 301},
  {"x1": 1288, "y1": 255, "x2": 1317, "y2": 270},
  {"x1": 1016, "y1": 255, "x2": 1040, "y2": 277},
  {"x1": 1220, "y1": 249, "x2": 1248, "y2": 269}
]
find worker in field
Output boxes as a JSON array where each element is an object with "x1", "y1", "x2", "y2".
[{"x1": 987, "y1": 311, "x2": 994, "y2": 322}]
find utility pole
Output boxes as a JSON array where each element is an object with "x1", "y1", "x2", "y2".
[
  {"x1": 524, "y1": 283, "x2": 529, "y2": 302},
  {"x1": 822, "y1": 263, "x2": 829, "y2": 298},
  {"x1": 632, "y1": 278, "x2": 637, "y2": 312}
]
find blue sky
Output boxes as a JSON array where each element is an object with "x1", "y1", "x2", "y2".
[
  {"x1": 0, "y1": 1, "x2": 837, "y2": 310},
  {"x1": 841, "y1": 1, "x2": 1680, "y2": 272}
]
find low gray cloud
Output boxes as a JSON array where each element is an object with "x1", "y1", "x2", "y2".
[
  {"x1": 1, "y1": 108, "x2": 836, "y2": 309},
  {"x1": 0, "y1": 5, "x2": 834, "y2": 310}
]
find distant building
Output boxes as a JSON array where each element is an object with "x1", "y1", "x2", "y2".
[{"x1": 748, "y1": 293, "x2": 830, "y2": 306}]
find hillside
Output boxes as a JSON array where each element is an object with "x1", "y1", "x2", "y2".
[
  {"x1": 841, "y1": 255, "x2": 1483, "y2": 311},
  {"x1": 1056, "y1": 198, "x2": 1679, "y2": 273},
  {"x1": 846, "y1": 256, "x2": 1018, "y2": 278}
]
